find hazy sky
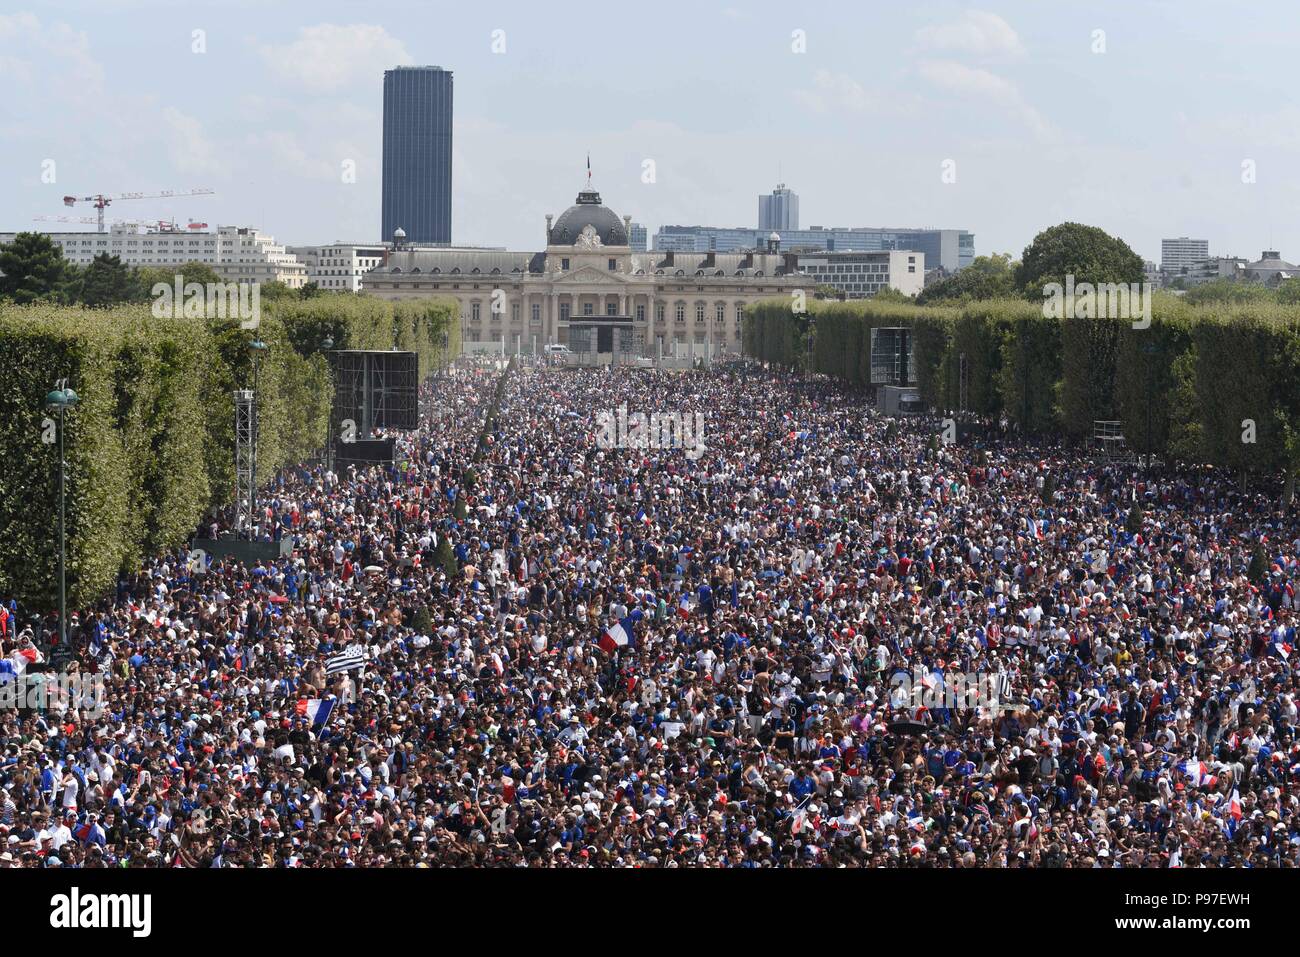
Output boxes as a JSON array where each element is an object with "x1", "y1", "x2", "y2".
[{"x1": 2, "y1": 0, "x2": 1296, "y2": 263}]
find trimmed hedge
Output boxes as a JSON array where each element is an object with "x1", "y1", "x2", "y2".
[
  {"x1": 0, "y1": 295, "x2": 459, "y2": 609},
  {"x1": 742, "y1": 294, "x2": 1300, "y2": 488}
]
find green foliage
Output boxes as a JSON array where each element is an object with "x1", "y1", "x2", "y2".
[
  {"x1": 1248, "y1": 543, "x2": 1269, "y2": 586},
  {"x1": 1057, "y1": 313, "x2": 1120, "y2": 436},
  {"x1": 1125, "y1": 503, "x2": 1143, "y2": 535},
  {"x1": 77, "y1": 253, "x2": 135, "y2": 308},
  {"x1": 1014, "y1": 222, "x2": 1144, "y2": 298},
  {"x1": 0, "y1": 232, "x2": 76, "y2": 304},
  {"x1": 133, "y1": 261, "x2": 224, "y2": 294},
  {"x1": 916, "y1": 254, "x2": 1017, "y2": 305},
  {"x1": 737, "y1": 289, "x2": 1300, "y2": 494},
  {"x1": 1184, "y1": 279, "x2": 1271, "y2": 306},
  {"x1": 0, "y1": 296, "x2": 458, "y2": 610}
]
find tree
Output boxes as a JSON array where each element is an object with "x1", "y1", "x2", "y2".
[
  {"x1": 77, "y1": 253, "x2": 134, "y2": 307},
  {"x1": 1014, "y1": 223, "x2": 1144, "y2": 298},
  {"x1": 0, "y1": 232, "x2": 74, "y2": 304},
  {"x1": 259, "y1": 281, "x2": 297, "y2": 301},
  {"x1": 1125, "y1": 503, "x2": 1143, "y2": 535},
  {"x1": 299, "y1": 281, "x2": 322, "y2": 299},
  {"x1": 1248, "y1": 543, "x2": 1269, "y2": 586},
  {"x1": 872, "y1": 286, "x2": 913, "y2": 304},
  {"x1": 1183, "y1": 279, "x2": 1270, "y2": 305},
  {"x1": 133, "y1": 261, "x2": 225, "y2": 299},
  {"x1": 916, "y1": 253, "x2": 1017, "y2": 304}
]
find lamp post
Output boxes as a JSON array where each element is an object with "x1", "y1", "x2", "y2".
[
  {"x1": 1141, "y1": 341, "x2": 1159, "y2": 468},
  {"x1": 321, "y1": 337, "x2": 334, "y2": 471},
  {"x1": 45, "y1": 383, "x2": 79, "y2": 647},
  {"x1": 249, "y1": 339, "x2": 268, "y2": 538}
]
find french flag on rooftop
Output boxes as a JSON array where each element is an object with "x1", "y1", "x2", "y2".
[{"x1": 598, "y1": 609, "x2": 643, "y2": 654}]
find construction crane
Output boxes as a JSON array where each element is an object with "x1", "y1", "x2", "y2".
[
  {"x1": 33, "y1": 215, "x2": 100, "y2": 226},
  {"x1": 61, "y1": 187, "x2": 215, "y2": 233}
]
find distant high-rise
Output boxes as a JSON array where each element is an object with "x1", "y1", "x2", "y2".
[
  {"x1": 758, "y1": 183, "x2": 799, "y2": 231},
  {"x1": 628, "y1": 222, "x2": 648, "y2": 252},
  {"x1": 382, "y1": 66, "x2": 453, "y2": 245},
  {"x1": 1160, "y1": 237, "x2": 1209, "y2": 276}
]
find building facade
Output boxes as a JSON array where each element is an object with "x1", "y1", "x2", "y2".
[
  {"x1": 795, "y1": 250, "x2": 924, "y2": 298},
  {"x1": 654, "y1": 224, "x2": 973, "y2": 272},
  {"x1": 628, "y1": 222, "x2": 648, "y2": 252},
  {"x1": 362, "y1": 185, "x2": 814, "y2": 354},
  {"x1": 286, "y1": 243, "x2": 387, "y2": 292},
  {"x1": 1160, "y1": 237, "x2": 1209, "y2": 277},
  {"x1": 1, "y1": 223, "x2": 307, "y2": 286},
  {"x1": 758, "y1": 183, "x2": 799, "y2": 231},
  {"x1": 381, "y1": 66, "x2": 453, "y2": 246}
]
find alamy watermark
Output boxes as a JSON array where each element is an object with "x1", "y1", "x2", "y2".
[
  {"x1": 594, "y1": 404, "x2": 706, "y2": 459},
  {"x1": 1042, "y1": 274, "x2": 1152, "y2": 329},
  {"x1": 888, "y1": 667, "x2": 1024, "y2": 712},
  {"x1": 151, "y1": 275, "x2": 261, "y2": 329},
  {"x1": 0, "y1": 672, "x2": 106, "y2": 717}
]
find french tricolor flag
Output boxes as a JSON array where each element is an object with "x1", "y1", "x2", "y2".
[
  {"x1": 296, "y1": 697, "x2": 335, "y2": 728},
  {"x1": 677, "y1": 595, "x2": 693, "y2": 619},
  {"x1": 598, "y1": 611, "x2": 642, "y2": 654}
]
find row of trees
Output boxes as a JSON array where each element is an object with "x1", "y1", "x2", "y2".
[
  {"x1": 0, "y1": 232, "x2": 331, "y2": 308},
  {"x1": 743, "y1": 293, "x2": 1300, "y2": 498},
  {"x1": 0, "y1": 296, "x2": 460, "y2": 610}
]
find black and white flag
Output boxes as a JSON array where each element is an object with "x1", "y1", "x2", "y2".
[{"x1": 326, "y1": 644, "x2": 367, "y2": 675}]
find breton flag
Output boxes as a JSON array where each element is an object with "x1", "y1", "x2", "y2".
[
  {"x1": 598, "y1": 610, "x2": 643, "y2": 654},
  {"x1": 296, "y1": 697, "x2": 335, "y2": 728},
  {"x1": 325, "y1": 644, "x2": 366, "y2": 675}
]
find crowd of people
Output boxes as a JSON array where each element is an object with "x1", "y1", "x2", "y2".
[{"x1": 1, "y1": 357, "x2": 1298, "y2": 868}]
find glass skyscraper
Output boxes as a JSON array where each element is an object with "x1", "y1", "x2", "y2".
[
  {"x1": 382, "y1": 66, "x2": 453, "y2": 245},
  {"x1": 758, "y1": 184, "x2": 799, "y2": 232}
]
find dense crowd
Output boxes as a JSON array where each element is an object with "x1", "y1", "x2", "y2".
[{"x1": 1, "y1": 358, "x2": 1298, "y2": 868}]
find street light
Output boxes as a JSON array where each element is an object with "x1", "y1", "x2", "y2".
[
  {"x1": 321, "y1": 337, "x2": 335, "y2": 471},
  {"x1": 45, "y1": 384, "x2": 79, "y2": 647},
  {"x1": 248, "y1": 340, "x2": 268, "y2": 539}
]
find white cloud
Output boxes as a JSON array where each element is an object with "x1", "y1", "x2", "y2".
[
  {"x1": 257, "y1": 23, "x2": 411, "y2": 92},
  {"x1": 915, "y1": 11, "x2": 1025, "y2": 60},
  {"x1": 791, "y1": 69, "x2": 875, "y2": 114},
  {"x1": 0, "y1": 12, "x2": 105, "y2": 102},
  {"x1": 917, "y1": 59, "x2": 1057, "y2": 143},
  {"x1": 161, "y1": 107, "x2": 228, "y2": 178}
]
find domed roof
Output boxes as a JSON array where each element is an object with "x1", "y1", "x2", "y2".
[{"x1": 550, "y1": 188, "x2": 627, "y2": 247}]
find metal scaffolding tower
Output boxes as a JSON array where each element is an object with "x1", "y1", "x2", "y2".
[{"x1": 234, "y1": 389, "x2": 255, "y2": 538}]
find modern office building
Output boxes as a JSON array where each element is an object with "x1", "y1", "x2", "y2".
[
  {"x1": 795, "y1": 250, "x2": 924, "y2": 299},
  {"x1": 628, "y1": 222, "x2": 648, "y2": 252},
  {"x1": 758, "y1": 183, "x2": 799, "y2": 232},
  {"x1": 1, "y1": 223, "x2": 308, "y2": 286},
  {"x1": 654, "y1": 224, "x2": 973, "y2": 272},
  {"x1": 286, "y1": 243, "x2": 388, "y2": 292},
  {"x1": 381, "y1": 66, "x2": 453, "y2": 246},
  {"x1": 362, "y1": 181, "x2": 812, "y2": 354},
  {"x1": 1160, "y1": 237, "x2": 1209, "y2": 277}
]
